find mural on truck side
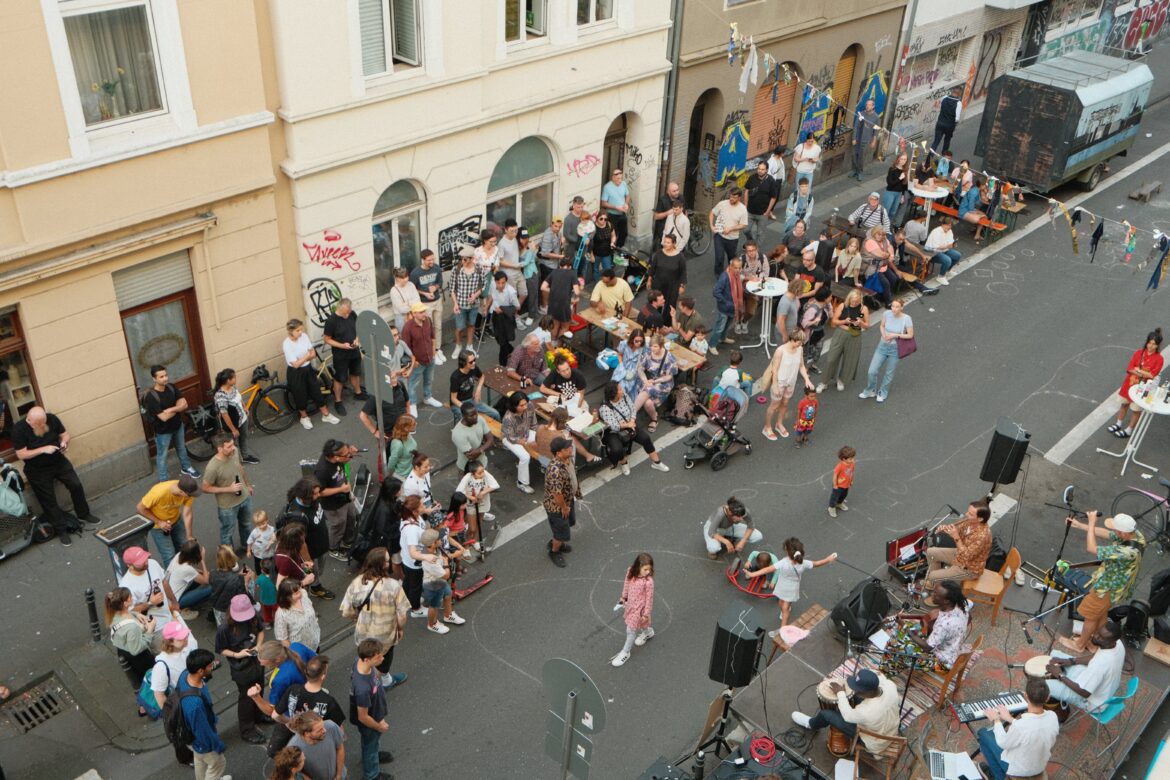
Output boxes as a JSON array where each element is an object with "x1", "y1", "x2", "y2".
[{"x1": 436, "y1": 215, "x2": 483, "y2": 270}]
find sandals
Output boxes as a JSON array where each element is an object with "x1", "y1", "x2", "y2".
[
  {"x1": 647, "y1": 420, "x2": 658, "y2": 433},
  {"x1": 777, "y1": 427, "x2": 790, "y2": 439},
  {"x1": 1114, "y1": 428, "x2": 1132, "y2": 439},
  {"x1": 762, "y1": 427, "x2": 778, "y2": 441}
]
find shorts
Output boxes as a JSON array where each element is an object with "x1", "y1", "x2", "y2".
[
  {"x1": 547, "y1": 505, "x2": 575, "y2": 542},
  {"x1": 422, "y1": 583, "x2": 452, "y2": 607},
  {"x1": 454, "y1": 309, "x2": 476, "y2": 330},
  {"x1": 1079, "y1": 589, "x2": 1110, "y2": 621},
  {"x1": 770, "y1": 380, "x2": 796, "y2": 402},
  {"x1": 332, "y1": 351, "x2": 362, "y2": 382}
]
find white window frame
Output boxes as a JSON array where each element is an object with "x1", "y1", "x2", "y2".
[
  {"x1": 43, "y1": 0, "x2": 196, "y2": 159},
  {"x1": 503, "y1": 0, "x2": 549, "y2": 47},
  {"x1": 371, "y1": 191, "x2": 428, "y2": 303},
  {"x1": 485, "y1": 174, "x2": 556, "y2": 234},
  {"x1": 357, "y1": 0, "x2": 423, "y2": 80},
  {"x1": 576, "y1": 0, "x2": 617, "y2": 28}
]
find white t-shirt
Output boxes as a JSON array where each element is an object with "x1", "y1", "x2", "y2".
[
  {"x1": 164, "y1": 559, "x2": 200, "y2": 601},
  {"x1": 925, "y1": 226, "x2": 955, "y2": 252},
  {"x1": 149, "y1": 640, "x2": 199, "y2": 694},
  {"x1": 282, "y1": 333, "x2": 314, "y2": 367},
  {"x1": 399, "y1": 520, "x2": 424, "y2": 571},
  {"x1": 711, "y1": 200, "x2": 748, "y2": 240},
  {"x1": 247, "y1": 525, "x2": 277, "y2": 559},
  {"x1": 402, "y1": 472, "x2": 434, "y2": 507},
  {"x1": 794, "y1": 142, "x2": 822, "y2": 173},
  {"x1": 456, "y1": 471, "x2": 501, "y2": 514},
  {"x1": 120, "y1": 561, "x2": 170, "y2": 623},
  {"x1": 1077, "y1": 642, "x2": 1125, "y2": 711}
]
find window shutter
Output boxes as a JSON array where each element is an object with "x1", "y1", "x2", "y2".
[
  {"x1": 391, "y1": 0, "x2": 420, "y2": 66},
  {"x1": 113, "y1": 250, "x2": 194, "y2": 311},
  {"x1": 359, "y1": 0, "x2": 387, "y2": 77}
]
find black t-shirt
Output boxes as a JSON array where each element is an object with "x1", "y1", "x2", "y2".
[
  {"x1": 744, "y1": 174, "x2": 779, "y2": 215},
  {"x1": 278, "y1": 683, "x2": 347, "y2": 726},
  {"x1": 448, "y1": 367, "x2": 482, "y2": 404},
  {"x1": 797, "y1": 265, "x2": 828, "y2": 297},
  {"x1": 410, "y1": 265, "x2": 443, "y2": 303},
  {"x1": 143, "y1": 383, "x2": 182, "y2": 434},
  {"x1": 11, "y1": 414, "x2": 67, "y2": 470},
  {"x1": 278, "y1": 500, "x2": 331, "y2": 559},
  {"x1": 362, "y1": 388, "x2": 407, "y2": 435},
  {"x1": 544, "y1": 369, "x2": 588, "y2": 403},
  {"x1": 314, "y1": 457, "x2": 351, "y2": 511},
  {"x1": 214, "y1": 617, "x2": 262, "y2": 654},
  {"x1": 653, "y1": 194, "x2": 673, "y2": 230},
  {"x1": 637, "y1": 304, "x2": 666, "y2": 331},
  {"x1": 323, "y1": 312, "x2": 359, "y2": 357}
]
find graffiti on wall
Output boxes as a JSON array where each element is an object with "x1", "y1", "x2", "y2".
[
  {"x1": 799, "y1": 84, "x2": 833, "y2": 142},
  {"x1": 1042, "y1": 23, "x2": 1104, "y2": 59},
  {"x1": 436, "y1": 214, "x2": 482, "y2": 269},
  {"x1": 970, "y1": 28, "x2": 1006, "y2": 102},
  {"x1": 715, "y1": 111, "x2": 750, "y2": 187},
  {"x1": 1126, "y1": 0, "x2": 1170, "y2": 48},
  {"x1": 874, "y1": 34, "x2": 893, "y2": 54},
  {"x1": 306, "y1": 278, "x2": 343, "y2": 328},
  {"x1": 303, "y1": 230, "x2": 360, "y2": 273},
  {"x1": 622, "y1": 143, "x2": 657, "y2": 185},
  {"x1": 806, "y1": 63, "x2": 835, "y2": 91},
  {"x1": 856, "y1": 58, "x2": 891, "y2": 115},
  {"x1": 1020, "y1": 1, "x2": 1051, "y2": 65},
  {"x1": 567, "y1": 154, "x2": 602, "y2": 177},
  {"x1": 890, "y1": 83, "x2": 960, "y2": 141}
]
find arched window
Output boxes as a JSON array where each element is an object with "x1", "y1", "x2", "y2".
[
  {"x1": 486, "y1": 137, "x2": 555, "y2": 234},
  {"x1": 371, "y1": 179, "x2": 426, "y2": 302}
]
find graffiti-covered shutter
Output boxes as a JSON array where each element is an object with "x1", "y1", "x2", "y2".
[
  {"x1": 833, "y1": 50, "x2": 858, "y2": 110},
  {"x1": 748, "y1": 76, "x2": 798, "y2": 158}
]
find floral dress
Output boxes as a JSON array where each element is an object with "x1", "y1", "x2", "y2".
[
  {"x1": 637, "y1": 349, "x2": 678, "y2": 405},
  {"x1": 617, "y1": 340, "x2": 647, "y2": 397}
]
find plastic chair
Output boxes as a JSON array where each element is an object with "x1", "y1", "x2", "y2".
[
  {"x1": 962, "y1": 547, "x2": 1020, "y2": 625},
  {"x1": 1076, "y1": 676, "x2": 1140, "y2": 763},
  {"x1": 851, "y1": 726, "x2": 907, "y2": 780},
  {"x1": 912, "y1": 635, "x2": 983, "y2": 710}
]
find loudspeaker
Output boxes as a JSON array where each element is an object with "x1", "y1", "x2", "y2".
[
  {"x1": 708, "y1": 603, "x2": 764, "y2": 687},
  {"x1": 1153, "y1": 615, "x2": 1170, "y2": 643},
  {"x1": 831, "y1": 579, "x2": 891, "y2": 641},
  {"x1": 979, "y1": 417, "x2": 1030, "y2": 485}
]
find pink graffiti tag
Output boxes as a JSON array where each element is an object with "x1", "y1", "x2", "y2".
[
  {"x1": 567, "y1": 154, "x2": 601, "y2": 177},
  {"x1": 303, "y1": 229, "x2": 360, "y2": 272}
]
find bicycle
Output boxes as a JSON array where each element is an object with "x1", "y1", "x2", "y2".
[
  {"x1": 1110, "y1": 477, "x2": 1170, "y2": 554},
  {"x1": 239, "y1": 364, "x2": 297, "y2": 434},
  {"x1": 685, "y1": 210, "x2": 711, "y2": 256}
]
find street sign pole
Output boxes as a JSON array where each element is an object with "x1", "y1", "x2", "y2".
[
  {"x1": 560, "y1": 691, "x2": 578, "y2": 780},
  {"x1": 542, "y1": 659, "x2": 606, "y2": 780},
  {"x1": 356, "y1": 311, "x2": 397, "y2": 478}
]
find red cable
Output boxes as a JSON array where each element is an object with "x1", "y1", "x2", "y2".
[{"x1": 749, "y1": 733, "x2": 776, "y2": 762}]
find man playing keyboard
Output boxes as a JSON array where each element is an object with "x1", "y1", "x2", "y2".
[{"x1": 976, "y1": 678, "x2": 1059, "y2": 780}]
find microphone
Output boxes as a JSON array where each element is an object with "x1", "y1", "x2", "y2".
[
  {"x1": 1022, "y1": 620, "x2": 1034, "y2": 645},
  {"x1": 946, "y1": 504, "x2": 961, "y2": 516},
  {"x1": 1006, "y1": 662, "x2": 1028, "y2": 670}
]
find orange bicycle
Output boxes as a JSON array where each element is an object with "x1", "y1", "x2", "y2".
[{"x1": 239, "y1": 364, "x2": 297, "y2": 434}]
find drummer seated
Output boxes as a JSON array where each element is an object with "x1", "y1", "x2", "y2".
[
  {"x1": 976, "y1": 678, "x2": 1059, "y2": 780},
  {"x1": 923, "y1": 501, "x2": 992, "y2": 591},
  {"x1": 1043, "y1": 621, "x2": 1126, "y2": 716},
  {"x1": 791, "y1": 669, "x2": 901, "y2": 755}
]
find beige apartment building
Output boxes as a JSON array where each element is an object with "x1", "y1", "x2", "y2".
[
  {"x1": 0, "y1": 0, "x2": 285, "y2": 485},
  {"x1": 260, "y1": 0, "x2": 672, "y2": 332},
  {"x1": 668, "y1": 0, "x2": 907, "y2": 212}
]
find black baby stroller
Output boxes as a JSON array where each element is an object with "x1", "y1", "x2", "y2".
[
  {"x1": 614, "y1": 247, "x2": 652, "y2": 298},
  {"x1": 682, "y1": 385, "x2": 752, "y2": 471}
]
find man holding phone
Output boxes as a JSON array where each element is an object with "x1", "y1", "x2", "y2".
[{"x1": 12, "y1": 406, "x2": 98, "y2": 547}]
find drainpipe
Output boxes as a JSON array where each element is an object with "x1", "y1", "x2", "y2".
[
  {"x1": 656, "y1": 0, "x2": 685, "y2": 194},
  {"x1": 884, "y1": 0, "x2": 921, "y2": 142}
]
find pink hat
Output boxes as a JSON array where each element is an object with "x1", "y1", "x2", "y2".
[
  {"x1": 229, "y1": 594, "x2": 256, "y2": 623},
  {"x1": 122, "y1": 546, "x2": 150, "y2": 569},
  {"x1": 162, "y1": 621, "x2": 190, "y2": 641}
]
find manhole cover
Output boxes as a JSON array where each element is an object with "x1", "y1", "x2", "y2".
[{"x1": 0, "y1": 675, "x2": 73, "y2": 733}]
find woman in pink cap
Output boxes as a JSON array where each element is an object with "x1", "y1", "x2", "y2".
[
  {"x1": 215, "y1": 593, "x2": 267, "y2": 744},
  {"x1": 151, "y1": 619, "x2": 198, "y2": 765}
]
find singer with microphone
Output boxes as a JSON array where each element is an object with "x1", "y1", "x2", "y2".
[
  {"x1": 880, "y1": 581, "x2": 969, "y2": 676},
  {"x1": 922, "y1": 501, "x2": 992, "y2": 593},
  {"x1": 1058, "y1": 511, "x2": 1144, "y2": 653}
]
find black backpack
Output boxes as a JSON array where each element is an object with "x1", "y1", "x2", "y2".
[{"x1": 162, "y1": 687, "x2": 204, "y2": 746}]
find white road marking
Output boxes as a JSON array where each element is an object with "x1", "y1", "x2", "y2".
[{"x1": 988, "y1": 492, "x2": 1018, "y2": 527}]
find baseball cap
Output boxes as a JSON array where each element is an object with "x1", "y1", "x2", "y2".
[
  {"x1": 518, "y1": 227, "x2": 529, "y2": 238},
  {"x1": 122, "y1": 546, "x2": 150, "y2": 569},
  {"x1": 162, "y1": 621, "x2": 191, "y2": 642},
  {"x1": 177, "y1": 474, "x2": 200, "y2": 496},
  {"x1": 847, "y1": 668, "x2": 880, "y2": 694},
  {"x1": 409, "y1": 302, "x2": 428, "y2": 313},
  {"x1": 868, "y1": 191, "x2": 881, "y2": 199},
  {"x1": 1112, "y1": 513, "x2": 1137, "y2": 533},
  {"x1": 420, "y1": 528, "x2": 440, "y2": 547},
  {"x1": 550, "y1": 437, "x2": 572, "y2": 454},
  {"x1": 229, "y1": 594, "x2": 256, "y2": 623}
]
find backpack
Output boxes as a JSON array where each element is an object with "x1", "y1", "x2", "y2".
[
  {"x1": 163, "y1": 686, "x2": 205, "y2": 746},
  {"x1": 137, "y1": 384, "x2": 176, "y2": 431},
  {"x1": 0, "y1": 463, "x2": 28, "y2": 518}
]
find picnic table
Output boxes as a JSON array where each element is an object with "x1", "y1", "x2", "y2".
[{"x1": 574, "y1": 306, "x2": 705, "y2": 372}]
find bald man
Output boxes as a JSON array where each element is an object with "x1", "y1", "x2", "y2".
[
  {"x1": 12, "y1": 407, "x2": 97, "y2": 545},
  {"x1": 653, "y1": 181, "x2": 681, "y2": 246}
]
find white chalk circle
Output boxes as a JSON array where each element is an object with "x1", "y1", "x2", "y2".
[
  {"x1": 660, "y1": 484, "x2": 691, "y2": 497},
  {"x1": 1020, "y1": 249, "x2": 1035, "y2": 257},
  {"x1": 986, "y1": 281, "x2": 1019, "y2": 296}
]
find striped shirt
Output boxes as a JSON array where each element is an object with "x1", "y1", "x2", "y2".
[{"x1": 848, "y1": 202, "x2": 891, "y2": 234}]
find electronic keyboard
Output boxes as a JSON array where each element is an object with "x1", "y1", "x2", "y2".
[{"x1": 952, "y1": 692, "x2": 1027, "y2": 723}]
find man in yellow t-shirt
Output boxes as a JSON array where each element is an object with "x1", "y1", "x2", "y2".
[
  {"x1": 589, "y1": 268, "x2": 634, "y2": 317},
  {"x1": 136, "y1": 474, "x2": 200, "y2": 568}
]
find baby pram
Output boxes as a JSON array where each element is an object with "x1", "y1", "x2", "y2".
[
  {"x1": 682, "y1": 385, "x2": 752, "y2": 471},
  {"x1": 613, "y1": 247, "x2": 652, "y2": 298},
  {"x1": 725, "y1": 550, "x2": 780, "y2": 599}
]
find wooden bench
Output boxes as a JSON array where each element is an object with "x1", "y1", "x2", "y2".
[
  {"x1": 912, "y1": 197, "x2": 1006, "y2": 237},
  {"x1": 1129, "y1": 180, "x2": 1162, "y2": 203}
]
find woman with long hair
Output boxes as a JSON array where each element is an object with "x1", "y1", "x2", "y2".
[
  {"x1": 881, "y1": 153, "x2": 909, "y2": 225},
  {"x1": 105, "y1": 587, "x2": 157, "y2": 716},
  {"x1": 1109, "y1": 328, "x2": 1165, "y2": 438},
  {"x1": 281, "y1": 319, "x2": 340, "y2": 429},
  {"x1": 816, "y1": 289, "x2": 872, "y2": 393},
  {"x1": 611, "y1": 553, "x2": 656, "y2": 667},
  {"x1": 385, "y1": 414, "x2": 418, "y2": 479},
  {"x1": 271, "y1": 746, "x2": 305, "y2": 780},
  {"x1": 341, "y1": 547, "x2": 410, "y2": 690}
]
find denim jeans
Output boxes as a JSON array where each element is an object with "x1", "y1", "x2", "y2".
[
  {"x1": 581, "y1": 255, "x2": 613, "y2": 285},
  {"x1": 976, "y1": 728, "x2": 1009, "y2": 780},
  {"x1": 713, "y1": 235, "x2": 738, "y2": 276},
  {"x1": 449, "y1": 402, "x2": 500, "y2": 425},
  {"x1": 881, "y1": 190, "x2": 902, "y2": 217},
  {"x1": 358, "y1": 724, "x2": 382, "y2": 780},
  {"x1": 409, "y1": 361, "x2": 435, "y2": 401},
  {"x1": 808, "y1": 706, "x2": 855, "y2": 737},
  {"x1": 154, "y1": 423, "x2": 192, "y2": 481},
  {"x1": 179, "y1": 584, "x2": 212, "y2": 609},
  {"x1": 931, "y1": 248, "x2": 961, "y2": 275},
  {"x1": 149, "y1": 522, "x2": 188, "y2": 569},
  {"x1": 795, "y1": 170, "x2": 816, "y2": 191},
  {"x1": 216, "y1": 496, "x2": 254, "y2": 547},
  {"x1": 863, "y1": 340, "x2": 900, "y2": 397},
  {"x1": 712, "y1": 311, "x2": 734, "y2": 344}
]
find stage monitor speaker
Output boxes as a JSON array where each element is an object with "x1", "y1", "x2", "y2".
[
  {"x1": 1153, "y1": 615, "x2": 1170, "y2": 644},
  {"x1": 708, "y1": 602, "x2": 764, "y2": 688},
  {"x1": 831, "y1": 579, "x2": 891, "y2": 641},
  {"x1": 979, "y1": 417, "x2": 1030, "y2": 485}
]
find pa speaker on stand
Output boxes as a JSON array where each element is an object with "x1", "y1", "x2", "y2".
[{"x1": 980, "y1": 417, "x2": 1030, "y2": 490}]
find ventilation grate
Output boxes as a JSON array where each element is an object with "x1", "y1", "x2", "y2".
[{"x1": 1, "y1": 677, "x2": 72, "y2": 733}]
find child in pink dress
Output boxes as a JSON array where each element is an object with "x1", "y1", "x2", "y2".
[{"x1": 612, "y1": 553, "x2": 656, "y2": 667}]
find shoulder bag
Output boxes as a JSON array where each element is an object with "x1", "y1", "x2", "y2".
[{"x1": 896, "y1": 334, "x2": 918, "y2": 359}]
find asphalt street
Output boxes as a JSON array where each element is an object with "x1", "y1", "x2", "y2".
[{"x1": 3, "y1": 42, "x2": 1170, "y2": 780}]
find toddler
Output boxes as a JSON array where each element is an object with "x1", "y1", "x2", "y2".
[
  {"x1": 254, "y1": 558, "x2": 277, "y2": 628},
  {"x1": 794, "y1": 387, "x2": 818, "y2": 447},
  {"x1": 455, "y1": 461, "x2": 499, "y2": 552},
  {"x1": 689, "y1": 325, "x2": 710, "y2": 359},
  {"x1": 828, "y1": 446, "x2": 856, "y2": 517},
  {"x1": 246, "y1": 509, "x2": 276, "y2": 572}
]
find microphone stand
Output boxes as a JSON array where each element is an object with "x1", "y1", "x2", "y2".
[{"x1": 1022, "y1": 591, "x2": 1089, "y2": 655}]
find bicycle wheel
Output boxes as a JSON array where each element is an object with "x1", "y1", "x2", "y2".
[
  {"x1": 186, "y1": 434, "x2": 216, "y2": 462},
  {"x1": 1111, "y1": 489, "x2": 1168, "y2": 553},
  {"x1": 688, "y1": 227, "x2": 711, "y2": 256},
  {"x1": 253, "y1": 385, "x2": 297, "y2": 434}
]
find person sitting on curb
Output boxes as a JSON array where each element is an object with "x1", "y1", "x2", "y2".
[{"x1": 702, "y1": 497, "x2": 762, "y2": 560}]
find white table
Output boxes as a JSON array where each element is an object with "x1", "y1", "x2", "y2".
[
  {"x1": 744, "y1": 277, "x2": 787, "y2": 357},
  {"x1": 1096, "y1": 383, "x2": 1170, "y2": 475},
  {"x1": 909, "y1": 184, "x2": 949, "y2": 235}
]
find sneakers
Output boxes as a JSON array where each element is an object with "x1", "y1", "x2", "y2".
[
  {"x1": 650, "y1": 461, "x2": 670, "y2": 472},
  {"x1": 409, "y1": 608, "x2": 426, "y2": 618},
  {"x1": 708, "y1": 346, "x2": 719, "y2": 356},
  {"x1": 634, "y1": 627, "x2": 655, "y2": 646},
  {"x1": 611, "y1": 651, "x2": 631, "y2": 668},
  {"x1": 875, "y1": 392, "x2": 887, "y2": 403},
  {"x1": 828, "y1": 506, "x2": 838, "y2": 518},
  {"x1": 81, "y1": 514, "x2": 102, "y2": 525},
  {"x1": 427, "y1": 622, "x2": 450, "y2": 634},
  {"x1": 334, "y1": 402, "x2": 348, "y2": 416},
  {"x1": 549, "y1": 548, "x2": 567, "y2": 568},
  {"x1": 815, "y1": 383, "x2": 827, "y2": 393},
  {"x1": 300, "y1": 417, "x2": 313, "y2": 430},
  {"x1": 516, "y1": 482, "x2": 534, "y2": 494},
  {"x1": 423, "y1": 397, "x2": 444, "y2": 408},
  {"x1": 707, "y1": 551, "x2": 720, "y2": 560},
  {"x1": 180, "y1": 608, "x2": 200, "y2": 621},
  {"x1": 859, "y1": 389, "x2": 876, "y2": 399},
  {"x1": 408, "y1": 404, "x2": 418, "y2": 417},
  {"x1": 329, "y1": 549, "x2": 348, "y2": 561},
  {"x1": 836, "y1": 380, "x2": 845, "y2": 392},
  {"x1": 321, "y1": 413, "x2": 341, "y2": 424},
  {"x1": 310, "y1": 586, "x2": 335, "y2": 600},
  {"x1": 353, "y1": 390, "x2": 370, "y2": 400},
  {"x1": 241, "y1": 730, "x2": 266, "y2": 745},
  {"x1": 379, "y1": 750, "x2": 395, "y2": 763},
  {"x1": 434, "y1": 351, "x2": 447, "y2": 366},
  {"x1": 181, "y1": 466, "x2": 201, "y2": 479},
  {"x1": 791, "y1": 711, "x2": 812, "y2": 729},
  {"x1": 241, "y1": 455, "x2": 261, "y2": 465},
  {"x1": 443, "y1": 612, "x2": 467, "y2": 625},
  {"x1": 59, "y1": 530, "x2": 72, "y2": 547},
  {"x1": 838, "y1": 501, "x2": 849, "y2": 512},
  {"x1": 937, "y1": 275, "x2": 950, "y2": 286},
  {"x1": 721, "y1": 337, "x2": 736, "y2": 345},
  {"x1": 452, "y1": 346, "x2": 463, "y2": 359},
  {"x1": 380, "y1": 672, "x2": 408, "y2": 689},
  {"x1": 620, "y1": 463, "x2": 631, "y2": 477}
]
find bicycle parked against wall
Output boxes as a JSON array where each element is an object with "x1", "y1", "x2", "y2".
[
  {"x1": 183, "y1": 364, "x2": 299, "y2": 460},
  {"x1": 1111, "y1": 477, "x2": 1170, "y2": 555},
  {"x1": 685, "y1": 210, "x2": 711, "y2": 257}
]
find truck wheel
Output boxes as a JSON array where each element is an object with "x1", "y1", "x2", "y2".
[{"x1": 1081, "y1": 164, "x2": 1103, "y2": 191}]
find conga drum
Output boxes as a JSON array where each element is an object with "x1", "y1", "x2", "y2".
[
  {"x1": 1024, "y1": 655, "x2": 1052, "y2": 680},
  {"x1": 818, "y1": 679, "x2": 852, "y2": 757}
]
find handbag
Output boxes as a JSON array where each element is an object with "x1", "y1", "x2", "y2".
[{"x1": 897, "y1": 335, "x2": 918, "y2": 359}]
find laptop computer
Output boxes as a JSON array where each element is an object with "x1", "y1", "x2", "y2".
[{"x1": 927, "y1": 749, "x2": 981, "y2": 780}]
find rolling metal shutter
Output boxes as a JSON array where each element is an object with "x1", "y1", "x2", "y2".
[
  {"x1": 748, "y1": 75, "x2": 798, "y2": 159},
  {"x1": 833, "y1": 50, "x2": 858, "y2": 111},
  {"x1": 113, "y1": 249, "x2": 194, "y2": 311}
]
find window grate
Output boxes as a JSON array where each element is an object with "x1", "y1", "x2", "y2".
[{"x1": 1, "y1": 678, "x2": 72, "y2": 734}]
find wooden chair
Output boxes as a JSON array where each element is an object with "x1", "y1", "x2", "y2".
[
  {"x1": 962, "y1": 547, "x2": 1020, "y2": 625},
  {"x1": 912, "y1": 635, "x2": 983, "y2": 710},
  {"x1": 851, "y1": 726, "x2": 908, "y2": 779}
]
